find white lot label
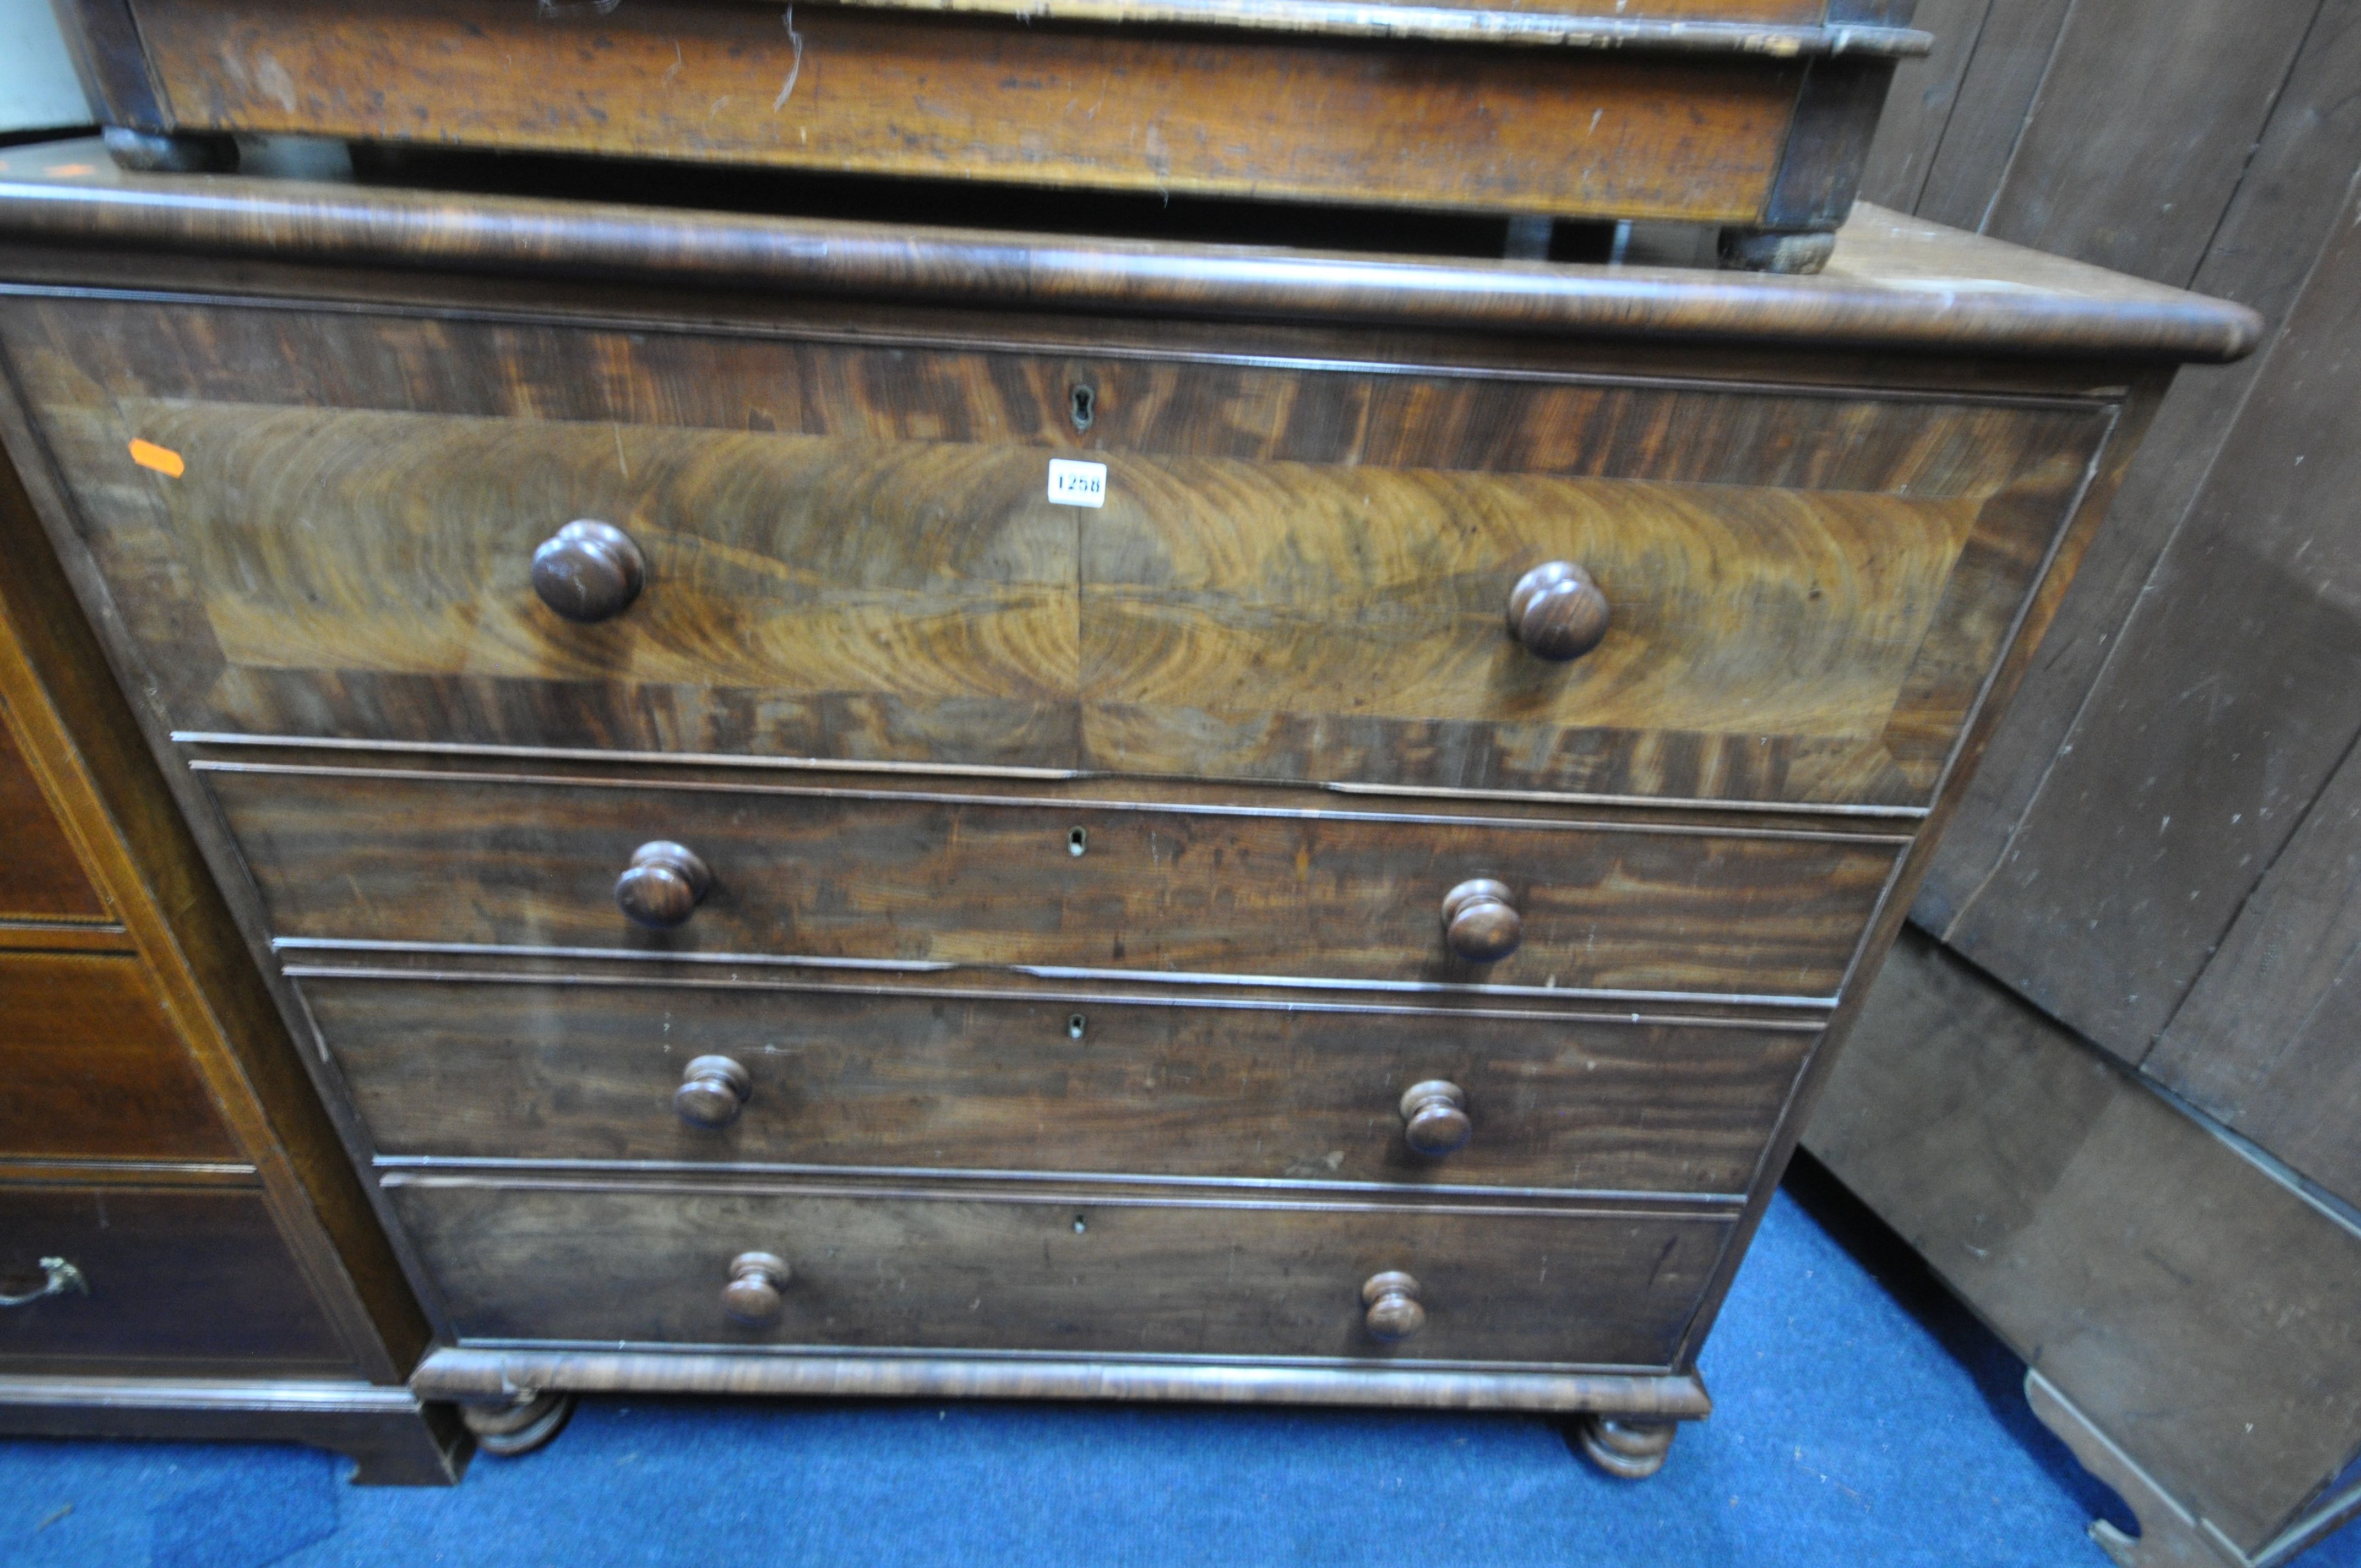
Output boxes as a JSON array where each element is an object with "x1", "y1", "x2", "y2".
[{"x1": 1047, "y1": 459, "x2": 1108, "y2": 508}]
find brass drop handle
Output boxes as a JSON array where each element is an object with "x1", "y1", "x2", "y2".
[
  {"x1": 1508, "y1": 560, "x2": 1609, "y2": 661},
  {"x1": 1441, "y1": 879, "x2": 1522, "y2": 963},
  {"x1": 0, "y1": 1257, "x2": 88, "y2": 1308},
  {"x1": 1361, "y1": 1271, "x2": 1426, "y2": 1341},
  {"x1": 1400, "y1": 1080, "x2": 1472, "y2": 1156},
  {"x1": 721, "y1": 1251, "x2": 790, "y2": 1325},
  {"x1": 674, "y1": 1055, "x2": 752, "y2": 1129},
  {"x1": 616, "y1": 841, "x2": 711, "y2": 929},
  {"x1": 532, "y1": 519, "x2": 646, "y2": 623}
]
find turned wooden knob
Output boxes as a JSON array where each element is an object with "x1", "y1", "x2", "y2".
[
  {"x1": 721, "y1": 1251, "x2": 790, "y2": 1325},
  {"x1": 532, "y1": 519, "x2": 645, "y2": 623},
  {"x1": 1508, "y1": 561, "x2": 1609, "y2": 661},
  {"x1": 674, "y1": 1055, "x2": 752, "y2": 1129},
  {"x1": 1361, "y1": 1271, "x2": 1426, "y2": 1341},
  {"x1": 1400, "y1": 1080, "x2": 1472, "y2": 1156},
  {"x1": 1441, "y1": 879, "x2": 1522, "y2": 963},
  {"x1": 615, "y1": 841, "x2": 711, "y2": 929}
]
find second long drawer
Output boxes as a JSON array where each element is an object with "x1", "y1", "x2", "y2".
[
  {"x1": 297, "y1": 968, "x2": 1816, "y2": 1196},
  {"x1": 205, "y1": 761, "x2": 1901, "y2": 1001}
]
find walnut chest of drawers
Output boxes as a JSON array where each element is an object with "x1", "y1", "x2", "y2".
[{"x1": 0, "y1": 145, "x2": 2255, "y2": 1469}]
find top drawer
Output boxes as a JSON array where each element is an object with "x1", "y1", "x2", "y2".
[{"x1": 6, "y1": 298, "x2": 2109, "y2": 808}]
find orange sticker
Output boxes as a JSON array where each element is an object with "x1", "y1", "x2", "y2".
[
  {"x1": 45, "y1": 164, "x2": 94, "y2": 177},
  {"x1": 128, "y1": 439, "x2": 185, "y2": 477}
]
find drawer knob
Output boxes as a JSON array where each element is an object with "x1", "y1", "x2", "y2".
[
  {"x1": 532, "y1": 519, "x2": 645, "y2": 623},
  {"x1": 1361, "y1": 1271, "x2": 1426, "y2": 1341},
  {"x1": 1509, "y1": 561, "x2": 1609, "y2": 661},
  {"x1": 675, "y1": 1055, "x2": 753, "y2": 1129},
  {"x1": 1441, "y1": 879, "x2": 1522, "y2": 963},
  {"x1": 722, "y1": 1251, "x2": 790, "y2": 1325},
  {"x1": 1399, "y1": 1080, "x2": 1472, "y2": 1156},
  {"x1": 616, "y1": 841, "x2": 711, "y2": 928}
]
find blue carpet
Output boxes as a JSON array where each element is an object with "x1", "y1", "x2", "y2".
[{"x1": 6, "y1": 1173, "x2": 2355, "y2": 1568}]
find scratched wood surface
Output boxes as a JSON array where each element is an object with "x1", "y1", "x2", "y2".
[
  {"x1": 3, "y1": 296, "x2": 2108, "y2": 807},
  {"x1": 383, "y1": 1174, "x2": 1729, "y2": 1366},
  {"x1": 124, "y1": 0, "x2": 1814, "y2": 222},
  {"x1": 300, "y1": 970, "x2": 1814, "y2": 1195},
  {"x1": 204, "y1": 761, "x2": 1898, "y2": 999}
]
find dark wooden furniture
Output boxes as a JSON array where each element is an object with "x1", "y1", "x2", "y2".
[
  {"x1": 0, "y1": 143, "x2": 2254, "y2": 1473},
  {"x1": 0, "y1": 432, "x2": 464, "y2": 1483},
  {"x1": 51, "y1": 0, "x2": 1929, "y2": 269},
  {"x1": 1797, "y1": 9, "x2": 2361, "y2": 1563}
]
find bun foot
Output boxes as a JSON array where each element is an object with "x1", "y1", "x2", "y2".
[
  {"x1": 1573, "y1": 1415, "x2": 1676, "y2": 1479},
  {"x1": 459, "y1": 1391, "x2": 575, "y2": 1457}
]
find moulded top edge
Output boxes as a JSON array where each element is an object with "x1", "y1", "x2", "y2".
[{"x1": 0, "y1": 152, "x2": 2263, "y2": 364}]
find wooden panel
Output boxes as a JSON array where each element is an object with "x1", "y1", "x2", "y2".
[
  {"x1": 129, "y1": 0, "x2": 1805, "y2": 222},
  {"x1": 120, "y1": 401, "x2": 1082, "y2": 772},
  {"x1": 1909, "y1": 0, "x2": 2070, "y2": 230},
  {"x1": 384, "y1": 1175, "x2": 1729, "y2": 1368},
  {"x1": 1803, "y1": 927, "x2": 2361, "y2": 1555},
  {"x1": 300, "y1": 971, "x2": 1814, "y2": 1196},
  {"x1": 1855, "y1": 0, "x2": 1990, "y2": 213},
  {"x1": 205, "y1": 762, "x2": 1900, "y2": 1001},
  {"x1": 2146, "y1": 735, "x2": 2361, "y2": 1210},
  {"x1": 1940, "y1": 171, "x2": 2361, "y2": 1058},
  {"x1": 1076, "y1": 453, "x2": 2061, "y2": 806},
  {"x1": 1911, "y1": 7, "x2": 2361, "y2": 930},
  {"x1": 0, "y1": 1184, "x2": 352, "y2": 1370},
  {"x1": 0, "y1": 952, "x2": 237, "y2": 1162},
  {"x1": 4, "y1": 295, "x2": 2113, "y2": 805},
  {"x1": 0, "y1": 702, "x2": 106, "y2": 923},
  {"x1": 1973, "y1": 0, "x2": 2320, "y2": 286}
]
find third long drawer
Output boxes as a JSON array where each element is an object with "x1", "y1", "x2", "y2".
[
  {"x1": 298, "y1": 967, "x2": 1817, "y2": 1197},
  {"x1": 203, "y1": 760, "x2": 1902, "y2": 1003}
]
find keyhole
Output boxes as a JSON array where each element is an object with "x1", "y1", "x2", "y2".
[
  {"x1": 1069, "y1": 384, "x2": 1095, "y2": 432},
  {"x1": 1068, "y1": 826, "x2": 1089, "y2": 857},
  {"x1": 1068, "y1": 1013, "x2": 1086, "y2": 1040}
]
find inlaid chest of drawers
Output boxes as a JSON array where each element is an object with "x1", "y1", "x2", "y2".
[{"x1": 0, "y1": 145, "x2": 2256, "y2": 1472}]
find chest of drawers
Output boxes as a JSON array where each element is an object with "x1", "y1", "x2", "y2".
[
  {"x1": 0, "y1": 145, "x2": 2255, "y2": 1471},
  {"x1": 58, "y1": 0, "x2": 1926, "y2": 268}
]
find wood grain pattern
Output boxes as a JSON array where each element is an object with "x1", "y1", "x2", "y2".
[
  {"x1": 0, "y1": 700, "x2": 107, "y2": 924},
  {"x1": 0, "y1": 158, "x2": 2264, "y2": 358},
  {"x1": 4, "y1": 295, "x2": 2119, "y2": 804},
  {"x1": 299, "y1": 971, "x2": 1814, "y2": 1196},
  {"x1": 0, "y1": 391, "x2": 439, "y2": 1412},
  {"x1": 413, "y1": 1343, "x2": 1715, "y2": 1415},
  {"x1": 0, "y1": 1184, "x2": 351, "y2": 1371},
  {"x1": 0, "y1": 953, "x2": 238, "y2": 1162},
  {"x1": 129, "y1": 0, "x2": 1809, "y2": 224},
  {"x1": 204, "y1": 761, "x2": 1899, "y2": 999},
  {"x1": 383, "y1": 1174, "x2": 1729, "y2": 1368}
]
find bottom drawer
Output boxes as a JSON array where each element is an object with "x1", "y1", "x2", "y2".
[
  {"x1": 0, "y1": 1184, "x2": 351, "y2": 1370},
  {"x1": 387, "y1": 1177, "x2": 1729, "y2": 1369}
]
